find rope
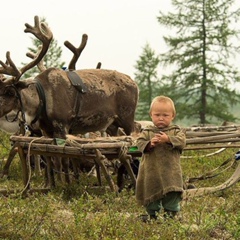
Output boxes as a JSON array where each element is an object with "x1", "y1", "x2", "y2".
[
  {"x1": 65, "y1": 138, "x2": 80, "y2": 147},
  {"x1": 20, "y1": 136, "x2": 44, "y2": 195},
  {"x1": 118, "y1": 143, "x2": 129, "y2": 160}
]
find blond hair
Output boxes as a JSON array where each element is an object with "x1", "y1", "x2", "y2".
[{"x1": 149, "y1": 95, "x2": 176, "y2": 117}]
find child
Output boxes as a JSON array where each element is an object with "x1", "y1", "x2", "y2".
[{"x1": 135, "y1": 95, "x2": 186, "y2": 221}]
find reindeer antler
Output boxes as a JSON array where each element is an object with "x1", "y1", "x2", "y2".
[
  {"x1": 64, "y1": 34, "x2": 88, "y2": 70},
  {"x1": 21, "y1": 16, "x2": 53, "y2": 76},
  {"x1": 26, "y1": 46, "x2": 47, "y2": 72},
  {"x1": 0, "y1": 16, "x2": 53, "y2": 83},
  {"x1": 0, "y1": 52, "x2": 21, "y2": 78},
  {"x1": 96, "y1": 62, "x2": 102, "y2": 69}
]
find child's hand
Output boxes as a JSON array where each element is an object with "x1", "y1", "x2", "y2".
[
  {"x1": 151, "y1": 132, "x2": 170, "y2": 146},
  {"x1": 150, "y1": 135, "x2": 160, "y2": 147}
]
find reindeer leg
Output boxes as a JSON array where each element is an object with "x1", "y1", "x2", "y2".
[
  {"x1": 62, "y1": 157, "x2": 70, "y2": 184},
  {"x1": 118, "y1": 151, "x2": 136, "y2": 191},
  {"x1": 34, "y1": 155, "x2": 42, "y2": 176},
  {"x1": 30, "y1": 155, "x2": 42, "y2": 177},
  {"x1": 52, "y1": 156, "x2": 63, "y2": 183},
  {"x1": 94, "y1": 159, "x2": 102, "y2": 186},
  {"x1": 70, "y1": 158, "x2": 80, "y2": 183},
  {"x1": 45, "y1": 156, "x2": 55, "y2": 188}
]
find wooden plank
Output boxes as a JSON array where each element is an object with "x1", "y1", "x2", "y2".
[
  {"x1": 186, "y1": 131, "x2": 239, "y2": 137},
  {"x1": 184, "y1": 144, "x2": 240, "y2": 150},
  {"x1": 10, "y1": 135, "x2": 54, "y2": 144},
  {"x1": 186, "y1": 133, "x2": 240, "y2": 144}
]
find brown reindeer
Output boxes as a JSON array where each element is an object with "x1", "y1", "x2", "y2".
[{"x1": 0, "y1": 16, "x2": 139, "y2": 187}]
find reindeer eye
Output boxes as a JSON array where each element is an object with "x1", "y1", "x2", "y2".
[{"x1": 5, "y1": 87, "x2": 16, "y2": 97}]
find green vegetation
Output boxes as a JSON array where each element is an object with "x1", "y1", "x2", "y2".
[{"x1": 0, "y1": 130, "x2": 240, "y2": 239}]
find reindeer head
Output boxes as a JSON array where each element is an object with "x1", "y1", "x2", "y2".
[{"x1": 0, "y1": 16, "x2": 53, "y2": 118}]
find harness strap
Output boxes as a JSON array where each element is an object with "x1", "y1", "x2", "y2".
[
  {"x1": 67, "y1": 70, "x2": 88, "y2": 93},
  {"x1": 10, "y1": 85, "x2": 26, "y2": 123},
  {"x1": 31, "y1": 80, "x2": 48, "y2": 126}
]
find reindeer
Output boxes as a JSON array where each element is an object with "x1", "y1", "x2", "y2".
[{"x1": 0, "y1": 16, "x2": 139, "y2": 188}]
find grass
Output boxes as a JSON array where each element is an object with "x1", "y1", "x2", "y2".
[{"x1": 0, "y1": 131, "x2": 240, "y2": 239}]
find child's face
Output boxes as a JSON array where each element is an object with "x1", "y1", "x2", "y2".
[{"x1": 150, "y1": 101, "x2": 175, "y2": 128}]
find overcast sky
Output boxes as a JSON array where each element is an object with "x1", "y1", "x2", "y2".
[{"x1": 0, "y1": 0, "x2": 172, "y2": 79}]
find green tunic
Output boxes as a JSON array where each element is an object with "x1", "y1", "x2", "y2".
[{"x1": 135, "y1": 124, "x2": 186, "y2": 206}]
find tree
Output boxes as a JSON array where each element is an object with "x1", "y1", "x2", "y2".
[
  {"x1": 157, "y1": 0, "x2": 240, "y2": 124},
  {"x1": 134, "y1": 43, "x2": 162, "y2": 120},
  {"x1": 22, "y1": 17, "x2": 65, "y2": 78}
]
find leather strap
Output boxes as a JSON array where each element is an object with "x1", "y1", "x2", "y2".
[
  {"x1": 31, "y1": 79, "x2": 48, "y2": 126},
  {"x1": 67, "y1": 70, "x2": 87, "y2": 93}
]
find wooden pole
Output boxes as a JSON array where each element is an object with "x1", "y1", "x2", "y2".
[
  {"x1": 95, "y1": 149, "x2": 117, "y2": 192},
  {"x1": 118, "y1": 149, "x2": 136, "y2": 190}
]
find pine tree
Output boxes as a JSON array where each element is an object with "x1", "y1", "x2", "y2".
[
  {"x1": 134, "y1": 43, "x2": 161, "y2": 120},
  {"x1": 157, "y1": 0, "x2": 240, "y2": 124},
  {"x1": 22, "y1": 17, "x2": 65, "y2": 78}
]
